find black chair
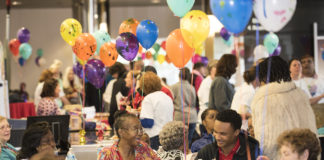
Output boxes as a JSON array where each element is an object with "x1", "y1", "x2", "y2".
[{"x1": 8, "y1": 119, "x2": 27, "y2": 147}]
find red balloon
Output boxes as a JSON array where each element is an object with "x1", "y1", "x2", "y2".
[
  {"x1": 73, "y1": 33, "x2": 97, "y2": 61},
  {"x1": 166, "y1": 29, "x2": 194, "y2": 68},
  {"x1": 9, "y1": 39, "x2": 21, "y2": 56},
  {"x1": 160, "y1": 41, "x2": 166, "y2": 50}
]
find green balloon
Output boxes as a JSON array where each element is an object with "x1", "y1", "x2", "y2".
[
  {"x1": 167, "y1": 0, "x2": 195, "y2": 17},
  {"x1": 153, "y1": 52, "x2": 158, "y2": 61},
  {"x1": 19, "y1": 43, "x2": 32, "y2": 60},
  {"x1": 152, "y1": 43, "x2": 160, "y2": 53},
  {"x1": 37, "y1": 48, "x2": 43, "y2": 57},
  {"x1": 263, "y1": 33, "x2": 279, "y2": 54}
]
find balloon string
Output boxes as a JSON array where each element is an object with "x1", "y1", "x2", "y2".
[
  {"x1": 180, "y1": 69, "x2": 187, "y2": 160},
  {"x1": 82, "y1": 65, "x2": 86, "y2": 130},
  {"x1": 256, "y1": 23, "x2": 260, "y2": 46},
  {"x1": 131, "y1": 62, "x2": 135, "y2": 109},
  {"x1": 263, "y1": 0, "x2": 267, "y2": 18}
]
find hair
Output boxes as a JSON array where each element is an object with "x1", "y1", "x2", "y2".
[
  {"x1": 134, "y1": 60, "x2": 144, "y2": 71},
  {"x1": 193, "y1": 62, "x2": 205, "y2": 70},
  {"x1": 258, "y1": 56, "x2": 291, "y2": 83},
  {"x1": 201, "y1": 108, "x2": 217, "y2": 122},
  {"x1": 142, "y1": 65, "x2": 157, "y2": 75},
  {"x1": 39, "y1": 69, "x2": 54, "y2": 82},
  {"x1": 161, "y1": 77, "x2": 167, "y2": 85},
  {"x1": 0, "y1": 116, "x2": 6, "y2": 123},
  {"x1": 109, "y1": 62, "x2": 126, "y2": 78},
  {"x1": 243, "y1": 66, "x2": 256, "y2": 84},
  {"x1": 216, "y1": 109, "x2": 242, "y2": 131},
  {"x1": 49, "y1": 59, "x2": 62, "y2": 73},
  {"x1": 216, "y1": 54, "x2": 237, "y2": 79},
  {"x1": 40, "y1": 78, "x2": 58, "y2": 98},
  {"x1": 113, "y1": 112, "x2": 138, "y2": 138},
  {"x1": 300, "y1": 54, "x2": 314, "y2": 61},
  {"x1": 16, "y1": 121, "x2": 52, "y2": 160},
  {"x1": 62, "y1": 67, "x2": 82, "y2": 92},
  {"x1": 159, "y1": 121, "x2": 188, "y2": 151},
  {"x1": 277, "y1": 128, "x2": 321, "y2": 160},
  {"x1": 207, "y1": 60, "x2": 218, "y2": 75},
  {"x1": 288, "y1": 58, "x2": 300, "y2": 68},
  {"x1": 128, "y1": 70, "x2": 141, "y2": 79},
  {"x1": 139, "y1": 71, "x2": 162, "y2": 95},
  {"x1": 179, "y1": 67, "x2": 191, "y2": 82}
]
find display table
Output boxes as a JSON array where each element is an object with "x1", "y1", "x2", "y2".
[{"x1": 10, "y1": 102, "x2": 36, "y2": 119}]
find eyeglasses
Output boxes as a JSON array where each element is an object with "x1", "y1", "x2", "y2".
[
  {"x1": 0, "y1": 125, "x2": 12, "y2": 131},
  {"x1": 122, "y1": 127, "x2": 144, "y2": 134}
]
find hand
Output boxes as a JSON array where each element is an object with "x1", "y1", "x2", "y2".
[
  {"x1": 71, "y1": 92, "x2": 78, "y2": 98},
  {"x1": 257, "y1": 156, "x2": 270, "y2": 160}
]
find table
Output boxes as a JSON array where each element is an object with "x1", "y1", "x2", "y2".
[
  {"x1": 71, "y1": 140, "x2": 114, "y2": 160},
  {"x1": 10, "y1": 102, "x2": 36, "y2": 119}
]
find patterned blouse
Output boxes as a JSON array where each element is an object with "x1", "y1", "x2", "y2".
[
  {"x1": 37, "y1": 98, "x2": 60, "y2": 116},
  {"x1": 97, "y1": 140, "x2": 160, "y2": 160}
]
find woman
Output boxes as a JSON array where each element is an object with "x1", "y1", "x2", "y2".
[
  {"x1": 122, "y1": 70, "x2": 141, "y2": 112},
  {"x1": 16, "y1": 122, "x2": 57, "y2": 160},
  {"x1": 63, "y1": 67, "x2": 82, "y2": 104},
  {"x1": 98, "y1": 113, "x2": 159, "y2": 160},
  {"x1": 157, "y1": 121, "x2": 188, "y2": 160},
  {"x1": 209, "y1": 54, "x2": 237, "y2": 112},
  {"x1": 0, "y1": 116, "x2": 17, "y2": 160},
  {"x1": 34, "y1": 69, "x2": 54, "y2": 106},
  {"x1": 139, "y1": 71, "x2": 174, "y2": 150},
  {"x1": 170, "y1": 68, "x2": 197, "y2": 145},
  {"x1": 251, "y1": 56, "x2": 317, "y2": 159},
  {"x1": 37, "y1": 78, "x2": 61, "y2": 116}
]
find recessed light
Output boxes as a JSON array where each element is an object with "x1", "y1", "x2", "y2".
[
  {"x1": 151, "y1": 0, "x2": 160, "y2": 4},
  {"x1": 12, "y1": 1, "x2": 22, "y2": 6}
]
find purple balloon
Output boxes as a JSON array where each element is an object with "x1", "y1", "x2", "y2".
[
  {"x1": 17, "y1": 28, "x2": 30, "y2": 43},
  {"x1": 85, "y1": 59, "x2": 106, "y2": 89},
  {"x1": 73, "y1": 62, "x2": 84, "y2": 79},
  {"x1": 201, "y1": 57, "x2": 209, "y2": 66},
  {"x1": 271, "y1": 45, "x2": 281, "y2": 56},
  {"x1": 116, "y1": 32, "x2": 139, "y2": 61},
  {"x1": 220, "y1": 27, "x2": 231, "y2": 41},
  {"x1": 35, "y1": 56, "x2": 41, "y2": 67}
]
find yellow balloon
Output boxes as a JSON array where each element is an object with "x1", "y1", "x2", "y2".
[
  {"x1": 180, "y1": 10, "x2": 210, "y2": 49},
  {"x1": 157, "y1": 54, "x2": 165, "y2": 64},
  {"x1": 60, "y1": 18, "x2": 82, "y2": 46},
  {"x1": 77, "y1": 57, "x2": 86, "y2": 66},
  {"x1": 195, "y1": 43, "x2": 204, "y2": 55}
]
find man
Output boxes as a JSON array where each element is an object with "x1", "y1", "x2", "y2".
[
  {"x1": 196, "y1": 110, "x2": 260, "y2": 160},
  {"x1": 300, "y1": 54, "x2": 324, "y2": 104}
]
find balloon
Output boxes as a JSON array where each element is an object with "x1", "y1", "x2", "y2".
[
  {"x1": 253, "y1": 45, "x2": 268, "y2": 62},
  {"x1": 165, "y1": 54, "x2": 171, "y2": 63},
  {"x1": 116, "y1": 32, "x2": 139, "y2": 61},
  {"x1": 180, "y1": 10, "x2": 210, "y2": 49},
  {"x1": 157, "y1": 54, "x2": 165, "y2": 64},
  {"x1": 220, "y1": 27, "x2": 231, "y2": 41},
  {"x1": 210, "y1": 0, "x2": 253, "y2": 34},
  {"x1": 36, "y1": 48, "x2": 43, "y2": 57},
  {"x1": 19, "y1": 43, "x2": 32, "y2": 60},
  {"x1": 192, "y1": 54, "x2": 202, "y2": 63},
  {"x1": 254, "y1": 0, "x2": 297, "y2": 32},
  {"x1": 201, "y1": 57, "x2": 209, "y2": 66},
  {"x1": 60, "y1": 18, "x2": 82, "y2": 46},
  {"x1": 141, "y1": 52, "x2": 146, "y2": 60},
  {"x1": 223, "y1": 35, "x2": 233, "y2": 47},
  {"x1": 153, "y1": 52, "x2": 158, "y2": 61},
  {"x1": 38, "y1": 57, "x2": 46, "y2": 66},
  {"x1": 263, "y1": 33, "x2": 279, "y2": 54},
  {"x1": 93, "y1": 30, "x2": 111, "y2": 55},
  {"x1": 119, "y1": 18, "x2": 140, "y2": 35},
  {"x1": 152, "y1": 43, "x2": 161, "y2": 53},
  {"x1": 77, "y1": 57, "x2": 86, "y2": 66},
  {"x1": 35, "y1": 56, "x2": 41, "y2": 66},
  {"x1": 85, "y1": 59, "x2": 106, "y2": 89},
  {"x1": 146, "y1": 51, "x2": 153, "y2": 59},
  {"x1": 166, "y1": 29, "x2": 195, "y2": 68},
  {"x1": 72, "y1": 33, "x2": 97, "y2": 61},
  {"x1": 9, "y1": 39, "x2": 21, "y2": 56},
  {"x1": 271, "y1": 45, "x2": 281, "y2": 56},
  {"x1": 18, "y1": 57, "x2": 25, "y2": 66},
  {"x1": 99, "y1": 42, "x2": 118, "y2": 67},
  {"x1": 322, "y1": 51, "x2": 324, "y2": 60},
  {"x1": 166, "y1": 0, "x2": 195, "y2": 17},
  {"x1": 160, "y1": 41, "x2": 166, "y2": 50},
  {"x1": 195, "y1": 43, "x2": 204, "y2": 55},
  {"x1": 73, "y1": 62, "x2": 84, "y2": 79},
  {"x1": 17, "y1": 28, "x2": 30, "y2": 43},
  {"x1": 136, "y1": 20, "x2": 159, "y2": 49}
]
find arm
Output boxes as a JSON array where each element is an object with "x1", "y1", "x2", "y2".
[
  {"x1": 209, "y1": 79, "x2": 231, "y2": 111},
  {"x1": 140, "y1": 96, "x2": 155, "y2": 128},
  {"x1": 309, "y1": 93, "x2": 324, "y2": 105}
]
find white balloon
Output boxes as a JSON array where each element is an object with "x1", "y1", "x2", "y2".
[
  {"x1": 38, "y1": 57, "x2": 46, "y2": 66},
  {"x1": 253, "y1": 0, "x2": 297, "y2": 32},
  {"x1": 254, "y1": 45, "x2": 268, "y2": 62}
]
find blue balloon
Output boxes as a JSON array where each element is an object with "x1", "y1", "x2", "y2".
[
  {"x1": 18, "y1": 57, "x2": 25, "y2": 66},
  {"x1": 210, "y1": 0, "x2": 253, "y2": 34},
  {"x1": 19, "y1": 43, "x2": 32, "y2": 60},
  {"x1": 136, "y1": 20, "x2": 159, "y2": 49},
  {"x1": 93, "y1": 30, "x2": 111, "y2": 55}
]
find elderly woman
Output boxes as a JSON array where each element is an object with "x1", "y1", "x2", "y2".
[
  {"x1": 98, "y1": 113, "x2": 159, "y2": 160},
  {"x1": 209, "y1": 54, "x2": 237, "y2": 112},
  {"x1": 139, "y1": 71, "x2": 174, "y2": 150},
  {"x1": 0, "y1": 116, "x2": 17, "y2": 160},
  {"x1": 252, "y1": 56, "x2": 317, "y2": 159},
  {"x1": 157, "y1": 121, "x2": 188, "y2": 160},
  {"x1": 37, "y1": 78, "x2": 61, "y2": 116},
  {"x1": 62, "y1": 67, "x2": 82, "y2": 104}
]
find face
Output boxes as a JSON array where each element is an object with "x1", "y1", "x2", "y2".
[
  {"x1": 54, "y1": 84, "x2": 60, "y2": 97},
  {"x1": 199, "y1": 67, "x2": 208, "y2": 77},
  {"x1": 210, "y1": 67, "x2": 217, "y2": 77},
  {"x1": 125, "y1": 72, "x2": 134, "y2": 88},
  {"x1": 52, "y1": 68, "x2": 60, "y2": 79},
  {"x1": 37, "y1": 131, "x2": 56, "y2": 153},
  {"x1": 119, "y1": 117, "x2": 143, "y2": 147},
  {"x1": 202, "y1": 110, "x2": 217, "y2": 134},
  {"x1": 279, "y1": 144, "x2": 308, "y2": 160},
  {"x1": 301, "y1": 57, "x2": 314, "y2": 76},
  {"x1": 68, "y1": 69, "x2": 74, "y2": 81},
  {"x1": 213, "y1": 120, "x2": 239, "y2": 149},
  {"x1": 290, "y1": 60, "x2": 302, "y2": 76},
  {"x1": 0, "y1": 120, "x2": 11, "y2": 143}
]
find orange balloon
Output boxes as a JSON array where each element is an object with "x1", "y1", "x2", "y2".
[
  {"x1": 73, "y1": 33, "x2": 97, "y2": 61},
  {"x1": 146, "y1": 51, "x2": 153, "y2": 59},
  {"x1": 138, "y1": 44, "x2": 143, "y2": 54},
  {"x1": 166, "y1": 29, "x2": 194, "y2": 68},
  {"x1": 100, "y1": 42, "x2": 118, "y2": 67},
  {"x1": 165, "y1": 54, "x2": 171, "y2": 63},
  {"x1": 119, "y1": 18, "x2": 140, "y2": 35}
]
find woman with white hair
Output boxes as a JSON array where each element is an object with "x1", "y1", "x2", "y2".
[{"x1": 62, "y1": 67, "x2": 82, "y2": 104}]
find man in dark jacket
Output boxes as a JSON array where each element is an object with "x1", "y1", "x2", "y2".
[{"x1": 196, "y1": 110, "x2": 260, "y2": 160}]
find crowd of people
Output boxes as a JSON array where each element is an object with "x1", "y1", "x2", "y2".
[{"x1": 3, "y1": 53, "x2": 324, "y2": 160}]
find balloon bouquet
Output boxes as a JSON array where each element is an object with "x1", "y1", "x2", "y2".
[{"x1": 9, "y1": 27, "x2": 32, "y2": 66}]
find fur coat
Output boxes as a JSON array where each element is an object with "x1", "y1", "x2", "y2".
[{"x1": 251, "y1": 82, "x2": 317, "y2": 160}]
